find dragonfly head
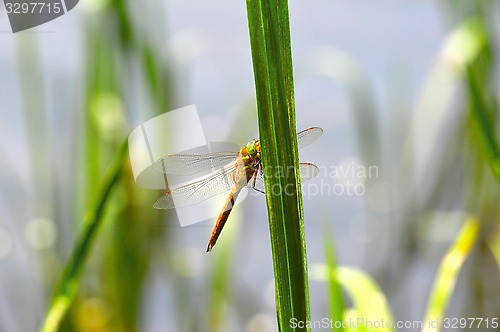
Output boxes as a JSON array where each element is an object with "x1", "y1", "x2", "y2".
[{"x1": 246, "y1": 139, "x2": 261, "y2": 157}]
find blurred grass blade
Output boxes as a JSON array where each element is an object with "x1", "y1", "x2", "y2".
[
  {"x1": 337, "y1": 267, "x2": 395, "y2": 332},
  {"x1": 322, "y1": 229, "x2": 345, "y2": 332},
  {"x1": 246, "y1": 0, "x2": 311, "y2": 330},
  {"x1": 403, "y1": 17, "x2": 487, "y2": 180},
  {"x1": 343, "y1": 308, "x2": 366, "y2": 332},
  {"x1": 489, "y1": 233, "x2": 500, "y2": 273},
  {"x1": 40, "y1": 140, "x2": 129, "y2": 332},
  {"x1": 466, "y1": 67, "x2": 500, "y2": 182},
  {"x1": 422, "y1": 217, "x2": 480, "y2": 332},
  {"x1": 311, "y1": 265, "x2": 394, "y2": 332},
  {"x1": 311, "y1": 48, "x2": 380, "y2": 168},
  {"x1": 15, "y1": 36, "x2": 52, "y2": 217}
]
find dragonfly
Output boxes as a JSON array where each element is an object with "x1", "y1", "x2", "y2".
[{"x1": 153, "y1": 127, "x2": 323, "y2": 252}]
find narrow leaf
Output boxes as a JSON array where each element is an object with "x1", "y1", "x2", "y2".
[
  {"x1": 422, "y1": 217, "x2": 480, "y2": 332},
  {"x1": 246, "y1": 0, "x2": 310, "y2": 330},
  {"x1": 40, "y1": 140, "x2": 128, "y2": 332},
  {"x1": 322, "y1": 229, "x2": 345, "y2": 332}
]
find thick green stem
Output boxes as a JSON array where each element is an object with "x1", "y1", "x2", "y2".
[{"x1": 246, "y1": 1, "x2": 310, "y2": 331}]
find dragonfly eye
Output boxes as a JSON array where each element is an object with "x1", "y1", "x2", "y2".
[{"x1": 246, "y1": 140, "x2": 257, "y2": 155}]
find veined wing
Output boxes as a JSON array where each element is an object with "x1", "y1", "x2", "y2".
[
  {"x1": 297, "y1": 127, "x2": 323, "y2": 150},
  {"x1": 300, "y1": 162, "x2": 320, "y2": 181},
  {"x1": 154, "y1": 164, "x2": 238, "y2": 209},
  {"x1": 153, "y1": 152, "x2": 238, "y2": 176},
  {"x1": 153, "y1": 127, "x2": 320, "y2": 175}
]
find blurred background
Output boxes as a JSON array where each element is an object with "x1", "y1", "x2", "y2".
[{"x1": 1, "y1": 0, "x2": 500, "y2": 331}]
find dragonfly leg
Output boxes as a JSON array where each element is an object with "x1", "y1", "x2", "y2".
[
  {"x1": 252, "y1": 187, "x2": 265, "y2": 194},
  {"x1": 252, "y1": 170, "x2": 265, "y2": 194}
]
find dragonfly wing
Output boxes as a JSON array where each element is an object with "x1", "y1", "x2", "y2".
[
  {"x1": 154, "y1": 164, "x2": 238, "y2": 209},
  {"x1": 297, "y1": 127, "x2": 323, "y2": 150},
  {"x1": 300, "y1": 162, "x2": 320, "y2": 181},
  {"x1": 249, "y1": 162, "x2": 319, "y2": 193},
  {"x1": 153, "y1": 152, "x2": 238, "y2": 175}
]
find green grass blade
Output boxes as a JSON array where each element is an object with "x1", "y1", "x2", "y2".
[
  {"x1": 466, "y1": 67, "x2": 500, "y2": 182},
  {"x1": 310, "y1": 265, "x2": 394, "y2": 332},
  {"x1": 336, "y1": 267, "x2": 395, "y2": 332},
  {"x1": 39, "y1": 140, "x2": 129, "y2": 332},
  {"x1": 489, "y1": 235, "x2": 500, "y2": 273},
  {"x1": 322, "y1": 230, "x2": 345, "y2": 332},
  {"x1": 246, "y1": 0, "x2": 310, "y2": 330},
  {"x1": 15, "y1": 36, "x2": 51, "y2": 217},
  {"x1": 422, "y1": 217, "x2": 480, "y2": 332}
]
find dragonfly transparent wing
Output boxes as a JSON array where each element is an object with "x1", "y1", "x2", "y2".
[
  {"x1": 297, "y1": 127, "x2": 323, "y2": 150},
  {"x1": 154, "y1": 164, "x2": 238, "y2": 209},
  {"x1": 299, "y1": 162, "x2": 320, "y2": 181},
  {"x1": 251, "y1": 162, "x2": 320, "y2": 193},
  {"x1": 153, "y1": 127, "x2": 320, "y2": 175},
  {"x1": 153, "y1": 152, "x2": 238, "y2": 176}
]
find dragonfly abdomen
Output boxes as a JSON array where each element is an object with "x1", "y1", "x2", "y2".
[{"x1": 206, "y1": 188, "x2": 242, "y2": 252}]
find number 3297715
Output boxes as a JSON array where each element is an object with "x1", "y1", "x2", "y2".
[
  {"x1": 443, "y1": 317, "x2": 498, "y2": 329},
  {"x1": 5, "y1": 2, "x2": 62, "y2": 14}
]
